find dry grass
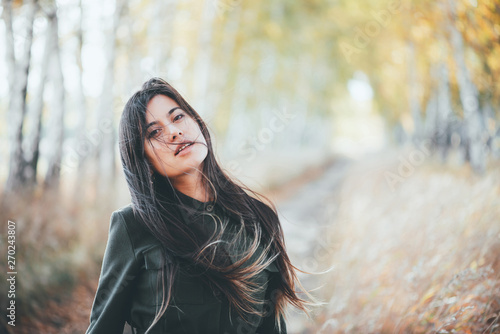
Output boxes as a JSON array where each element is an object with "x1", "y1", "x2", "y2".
[
  {"x1": 0, "y1": 179, "x2": 130, "y2": 334},
  {"x1": 308, "y1": 150, "x2": 500, "y2": 333}
]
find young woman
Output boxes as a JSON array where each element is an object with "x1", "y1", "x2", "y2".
[{"x1": 86, "y1": 78, "x2": 310, "y2": 334}]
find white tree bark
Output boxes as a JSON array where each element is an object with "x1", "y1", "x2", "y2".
[
  {"x1": 96, "y1": 0, "x2": 126, "y2": 186},
  {"x1": 25, "y1": 7, "x2": 56, "y2": 186},
  {"x1": 75, "y1": 0, "x2": 88, "y2": 171},
  {"x1": 448, "y1": 0, "x2": 487, "y2": 173},
  {"x1": 407, "y1": 41, "x2": 423, "y2": 143},
  {"x1": 435, "y1": 61, "x2": 453, "y2": 160},
  {"x1": 2, "y1": 0, "x2": 15, "y2": 92},
  {"x1": 3, "y1": 0, "x2": 38, "y2": 192},
  {"x1": 44, "y1": 8, "x2": 66, "y2": 188}
]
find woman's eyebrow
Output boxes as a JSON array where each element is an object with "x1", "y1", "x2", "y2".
[
  {"x1": 145, "y1": 121, "x2": 157, "y2": 130},
  {"x1": 145, "y1": 107, "x2": 181, "y2": 130}
]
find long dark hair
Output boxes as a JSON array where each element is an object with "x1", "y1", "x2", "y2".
[{"x1": 119, "y1": 77, "x2": 311, "y2": 332}]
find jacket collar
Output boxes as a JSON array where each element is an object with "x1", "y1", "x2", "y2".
[{"x1": 173, "y1": 187, "x2": 218, "y2": 213}]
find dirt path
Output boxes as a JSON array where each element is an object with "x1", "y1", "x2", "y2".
[{"x1": 274, "y1": 156, "x2": 353, "y2": 333}]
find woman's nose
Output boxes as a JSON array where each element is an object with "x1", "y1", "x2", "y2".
[{"x1": 166, "y1": 125, "x2": 183, "y2": 141}]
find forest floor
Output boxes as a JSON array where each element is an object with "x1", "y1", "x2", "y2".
[
  {"x1": 277, "y1": 148, "x2": 500, "y2": 334},
  {"x1": 3, "y1": 147, "x2": 500, "y2": 334}
]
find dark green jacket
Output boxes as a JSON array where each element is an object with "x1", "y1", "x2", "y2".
[{"x1": 86, "y1": 193, "x2": 286, "y2": 334}]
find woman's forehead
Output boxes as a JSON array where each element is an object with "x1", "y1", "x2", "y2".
[{"x1": 145, "y1": 95, "x2": 180, "y2": 121}]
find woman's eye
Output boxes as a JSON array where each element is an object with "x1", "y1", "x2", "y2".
[
  {"x1": 173, "y1": 113, "x2": 185, "y2": 122},
  {"x1": 148, "y1": 129, "x2": 161, "y2": 138}
]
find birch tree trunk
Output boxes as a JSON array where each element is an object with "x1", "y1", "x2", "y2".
[
  {"x1": 44, "y1": 9, "x2": 66, "y2": 189},
  {"x1": 24, "y1": 8, "x2": 56, "y2": 186},
  {"x1": 96, "y1": 0, "x2": 126, "y2": 187},
  {"x1": 75, "y1": 0, "x2": 88, "y2": 171},
  {"x1": 435, "y1": 61, "x2": 453, "y2": 161},
  {"x1": 2, "y1": 0, "x2": 37, "y2": 192},
  {"x1": 407, "y1": 41, "x2": 423, "y2": 143},
  {"x1": 2, "y1": 0, "x2": 15, "y2": 92},
  {"x1": 448, "y1": 0, "x2": 487, "y2": 173}
]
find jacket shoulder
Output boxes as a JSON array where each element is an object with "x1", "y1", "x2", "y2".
[
  {"x1": 113, "y1": 203, "x2": 135, "y2": 222},
  {"x1": 110, "y1": 204, "x2": 160, "y2": 254}
]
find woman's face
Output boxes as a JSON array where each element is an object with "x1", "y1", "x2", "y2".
[{"x1": 143, "y1": 94, "x2": 208, "y2": 180}]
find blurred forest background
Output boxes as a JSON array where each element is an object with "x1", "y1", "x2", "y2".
[{"x1": 0, "y1": 0, "x2": 500, "y2": 333}]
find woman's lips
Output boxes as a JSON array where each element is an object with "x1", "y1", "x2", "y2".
[{"x1": 175, "y1": 142, "x2": 194, "y2": 156}]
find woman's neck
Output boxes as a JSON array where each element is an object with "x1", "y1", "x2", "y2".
[{"x1": 171, "y1": 172, "x2": 212, "y2": 203}]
